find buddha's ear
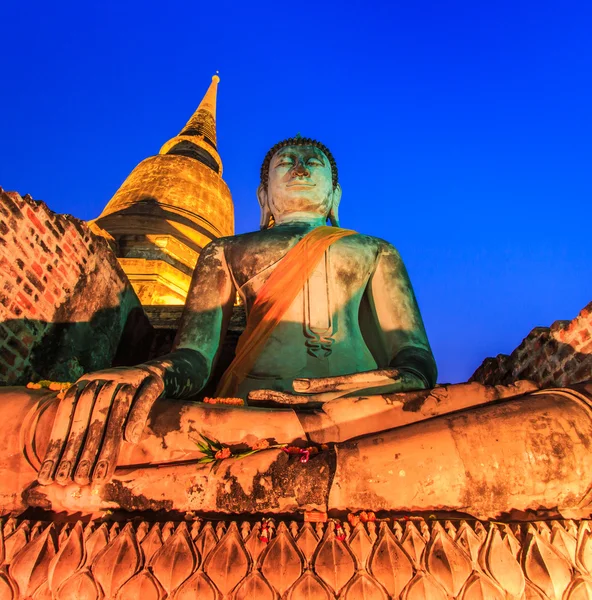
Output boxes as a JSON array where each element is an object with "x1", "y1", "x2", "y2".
[
  {"x1": 257, "y1": 184, "x2": 274, "y2": 229},
  {"x1": 328, "y1": 184, "x2": 342, "y2": 227}
]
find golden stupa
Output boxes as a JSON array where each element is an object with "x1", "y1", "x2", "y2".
[{"x1": 93, "y1": 75, "x2": 234, "y2": 306}]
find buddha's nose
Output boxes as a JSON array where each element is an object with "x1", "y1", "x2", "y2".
[{"x1": 291, "y1": 161, "x2": 310, "y2": 177}]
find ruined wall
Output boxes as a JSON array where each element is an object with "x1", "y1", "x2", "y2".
[
  {"x1": 0, "y1": 188, "x2": 152, "y2": 385},
  {"x1": 471, "y1": 301, "x2": 592, "y2": 387}
]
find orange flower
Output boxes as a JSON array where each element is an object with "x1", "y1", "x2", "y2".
[
  {"x1": 203, "y1": 397, "x2": 245, "y2": 406},
  {"x1": 252, "y1": 439, "x2": 270, "y2": 451},
  {"x1": 215, "y1": 447, "x2": 231, "y2": 460},
  {"x1": 348, "y1": 513, "x2": 360, "y2": 527},
  {"x1": 284, "y1": 446, "x2": 302, "y2": 455}
]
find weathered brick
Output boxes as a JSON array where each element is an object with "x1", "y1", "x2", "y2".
[
  {"x1": 25, "y1": 270, "x2": 44, "y2": 293},
  {"x1": 1, "y1": 188, "x2": 150, "y2": 385},
  {"x1": 0, "y1": 348, "x2": 17, "y2": 367},
  {"x1": 472, "y1": 300, "x2": 592, "y2": 387},
  {"x1": 26, "y1": 207, "x2": 46, "y2": 234}
]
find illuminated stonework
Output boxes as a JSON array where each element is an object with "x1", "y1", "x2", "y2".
[{"x1": 92, "y1": 75, "x2": 234, "y2": 306}]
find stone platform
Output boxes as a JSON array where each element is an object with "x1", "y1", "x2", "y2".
[{"x1": 0, "y1": 516, "x2": 590, "y2": 599}]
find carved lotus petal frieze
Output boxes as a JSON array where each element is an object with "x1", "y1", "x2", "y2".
[
  {"x1": 136, "y1": 521, "x2": 149, "y2": 543},
  {"x1": 194, "y1": 522, "x2": 218, "y2": 563},
  {"x1": 503, "y1": 523, "x2": 522, "y2": 559},
  {"x1": 259, "y1": 522, "x2": 304, "y2": 595},
  {"x1": 55, "y1": 568, "x2": 101, "y2": 600},
  {"x1": 285, "y1": 569, "x2": 334, "y2": 600},
  {"x1": 91, "y1": 522, "x2": 142, "y2": 599},
  {"x1": 312, "y1": 523, "x2": 356, "y2": 594},
  {"x1": 83, "y1": 524, "x2": 109, "y2": 567},
  {"x1": 233, "y1": 570, "x2": 277, "y2": 600},
  {"x1": 577, "y1": 522, "x2": 592, "y2": 574},
  {"x1": 339, "y1": 571, "x2": 388, "y2": 600},
  {"x1": 4, "y1": 528, "x2": 29, "y2": 566},
  {"x1": 551, "y1": 522, "x2": 577, "y2": 564},
  {"x1": 425, "y1": 523, "x2": 472, "y2": 596},
  {"x1": 162, "y1": 521, "x2": 175, "y2": 541},
  {"x1": 9, "y1": 524, "x2": 55, "y2": 599},
  {"x1": 566, "y1": 576, "x2": 592, "y2": 600},
  {"x1": 108, "y1": 522, "x2": 120, "y2": 541},
  {"x1": 347, "y1": 523, "x2": 374, "y2": 570},
  {"x1": 401, "y1": 571, "x2": 448, "y2": 600},
  {"x1": 480, "y1": 525, "x2": 525, "y2": 597},
  {"x1": 30, "y1": 580, "x2": 51, "y2": 600},
  {"x1": 458, "y1": 571, "x2": 505, "y2": 600},
  {"x1": 115, "y1": 568, "x2": 166, "y2": 600},
  {"x1": 523, "y1": 527, "x2": 573, "y2": 600},
  {"x1": 401, "y1": 522, "x2": 426, "y2": 567},
  {"x1": 368, "y1": 523, "x2": 414, "y2": 599},
  {"x1": 140, "y1": 524, "x2": 163, "y2": 563},
  {"x1": 48, "y1": 521, "x2": 85, "y2": 593},
  {"x1": 203, "y1": 522, "x2": 250, "y2": 597},
  {"x1": 523, "y1": 579, "x2": 550, "y2": 599},
  {"x1": 150, "y1": 522, "x2": 198, "y2": 595},
  {"x1": 244, "y1": 524, "x2": 268, "y2": 563},
  {"x1": 0, "y1": 517, "x2": 592, "y2": 600},
  {"x1": 296, "y1": 523, "x2": 320, "y2": 566},
  {"x1": 171, "y1": 569, "x2": 220, "y2": 600},
  {"x1": 0, "y1": 569, "x2": 18, "y2": 600},
  {"x1": 455, "y1": 521, "x2": 482, "y2": 563}
]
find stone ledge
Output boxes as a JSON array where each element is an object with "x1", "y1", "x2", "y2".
[{"x1": 0, "y1": 516, "x2": 588, "y2": 599}]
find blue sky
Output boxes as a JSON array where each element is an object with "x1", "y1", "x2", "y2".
[{"x1": 2, "y1": 0, "x2": 590, "y2": 382}]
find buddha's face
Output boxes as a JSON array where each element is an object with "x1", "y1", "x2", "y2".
[{"x1": 258, "y1": 145, "x2": 341, "y2": 224}]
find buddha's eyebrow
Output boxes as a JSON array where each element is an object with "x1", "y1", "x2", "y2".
[{"x1": 274, "y1": 152, "x2": 296, "y2": 162}]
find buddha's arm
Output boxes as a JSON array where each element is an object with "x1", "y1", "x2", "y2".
[
  {"x1": 145, "y1": 239, "x2": 236, "y2": 399},
  {"x1": 366, "y1": 241, "x2": 437, "y2": 387}
]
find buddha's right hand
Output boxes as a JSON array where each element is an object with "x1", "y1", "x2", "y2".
[{"x1": 37, "y1": 366, "x2": 164, "y2": 486}]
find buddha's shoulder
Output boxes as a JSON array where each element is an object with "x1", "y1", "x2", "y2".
[
  {"x1": 343, "y1": 232, "x2": 400, "y2": 255},
  {"x1": 210, "y1": 228, "x2": 398, "y2": 256}
]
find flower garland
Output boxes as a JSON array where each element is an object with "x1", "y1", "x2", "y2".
[
  {"x1": 195, "y1": 435, "x2": 330, "y2": 471},
  {"x1": 27, "y1": 380, "x2": 73, "y2": 400}
]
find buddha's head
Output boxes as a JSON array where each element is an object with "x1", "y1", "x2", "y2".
[{"x1": 258, "y1": 137, "x2": 342, "y2": 228}]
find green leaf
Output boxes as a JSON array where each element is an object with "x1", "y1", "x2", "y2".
[
  {"x1": 200, "y1": 434, "x2": 224, "y2": 451},
  {"x1": 196, "y1": 442, "x2": 209, "y2": 453},
  {"x1": 197, "y1": 457, "x2": 215, "y2": 464}
]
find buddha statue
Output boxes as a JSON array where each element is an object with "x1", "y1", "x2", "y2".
[
  {"x1": 0, "y1": 137, "x2": 590, "y2": 521},
  {"x1": 36, "y1": 137, "x2": 437, "y2": 487}
]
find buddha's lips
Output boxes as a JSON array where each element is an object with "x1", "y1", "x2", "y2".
[{"x1": 286, "y1": 183, "x2": 316, "y2": 188}]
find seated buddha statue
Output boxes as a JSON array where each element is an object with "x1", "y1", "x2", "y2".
[
  {"x1": 0, "y1": 136, "x2": 590, "y2": 520},
  {"x1": 36, "y1": 136, "x2": 438, "y2": 487}
]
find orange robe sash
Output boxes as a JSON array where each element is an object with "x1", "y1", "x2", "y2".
[{"x1": 216, "y1": 226, "x2": 356, "y2": 397}]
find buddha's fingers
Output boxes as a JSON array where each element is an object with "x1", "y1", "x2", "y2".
[
  {"x1": 54, "y1": 381, "x2": 103, "y2": 485},
  {"x1": 124, "y1": 375, "x2": 165, "y2": 444},
  {"x1": 293, "y1": 368, "x2": 401, "y2": 394},
  {"x1": 73, "y1": 381, "x2": 118, "y2": 486},
  {"x1": 248, "y1": 389, "x2": 313, "y2": 405},
  {"x1": 38, "y1": 381, "x2": 86, "y2": 485},
  {"x1": 92, "y1": 384, "x2": 135, "y2": 483}
]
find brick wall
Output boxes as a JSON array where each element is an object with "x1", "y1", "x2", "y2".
[
  {"x1": 0, "y1": 188, "x2": 152, "y2": 385},
  {"x1": 471, "y1": 301, "x2": 592, "y2": 387}
]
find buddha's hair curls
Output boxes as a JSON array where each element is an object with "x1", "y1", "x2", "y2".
[{"x1": 260, "y1": 136, "x2": 338, "y2": 189}]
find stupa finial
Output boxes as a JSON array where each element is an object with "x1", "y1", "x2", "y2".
[{"x1": 178, "y1": 74, "x2": 220, "y2": 147}]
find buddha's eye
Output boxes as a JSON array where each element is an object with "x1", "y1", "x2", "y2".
[
  {"x1": 276, "y1": 159, "x2": 293, "y2": 167},
  {"x1": 307, "y1": 159, "x2": 323, "y2": 167}
]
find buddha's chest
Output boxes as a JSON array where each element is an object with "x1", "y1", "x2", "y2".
[{"x1": 232, "y1": 239, "x2": 376, "y2": 359}]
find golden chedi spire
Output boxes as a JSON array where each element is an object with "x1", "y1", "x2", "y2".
[{"x1": 93, "y1": 74, "x2": 234, "y2": 307}]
